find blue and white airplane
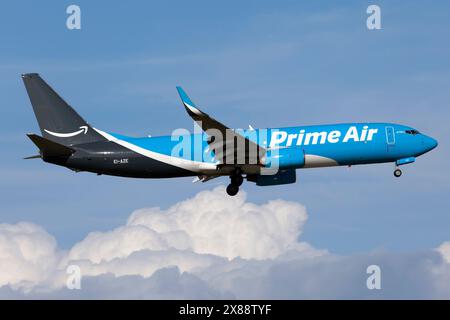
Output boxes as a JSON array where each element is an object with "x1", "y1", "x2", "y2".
[{"x1": 23, "y1": 73, "x2": 438, "y2": 196}]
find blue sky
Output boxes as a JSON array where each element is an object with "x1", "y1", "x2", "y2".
[{"x1": 0, "y1": 0, "x2": 449, "y2": 257}]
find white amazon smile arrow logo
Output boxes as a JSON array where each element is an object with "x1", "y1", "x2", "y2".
[{"x1": 44, "y1": 125, "x2": 88, "y2": 138}]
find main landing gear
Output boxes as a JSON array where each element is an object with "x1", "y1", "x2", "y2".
[
  {"x1": 394, "y1": 168, "x2": 402, "y2": 178},
  {"x1": 226, "y1": 169, "x2": 244, "y2": 196}
]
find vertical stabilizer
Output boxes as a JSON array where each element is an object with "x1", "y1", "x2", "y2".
[{"x1": 22, "y1": 73, "x2": 105, "y2": 146}]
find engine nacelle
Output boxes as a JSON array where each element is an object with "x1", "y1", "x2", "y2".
[
  {"x1": 261, "y1": 147, "x2": 305, "y2": 169},
  {"x1": 248, "y1": 169, "x2": 297, "y2": 186}
]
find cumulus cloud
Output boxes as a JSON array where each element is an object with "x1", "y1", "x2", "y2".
[
  {"x1": 0, "y1": 186, "x2": 449, "y2": 299},
  {"x1": 68, "y1": 188, "x2": 310, "y2": 263},
  {"x1": 437, "y1": 242, "x2": 450, "y2": 263},
  {"x1": 0, "y1": 222, "x2": 60, "y2": 292}
]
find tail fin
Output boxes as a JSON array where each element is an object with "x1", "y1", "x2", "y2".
[{"x1": 22, "y1": 73, "x2": 105, "y2": 146}]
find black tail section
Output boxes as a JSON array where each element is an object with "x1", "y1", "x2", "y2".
[{"x1": 22, "y1": 73, "x2": 106, "y2": 146}]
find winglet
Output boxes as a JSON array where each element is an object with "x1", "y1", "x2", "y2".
[{"x1": 176, "y1": 86, "x2": 205, "y2": 116}]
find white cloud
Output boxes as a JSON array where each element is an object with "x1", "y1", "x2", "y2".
[
  {"x1": 65, "y1": 186, "x2": 312, "y2": 270},
  {"x1": 0, "y1": 222, "x2": 60, "y2": 291},
  {"x1": 0, "y1": 186, "x2": 449, "y2": 299},
  {"x1": 437, "y1": 242, "x2": 450, "y2": 263}
]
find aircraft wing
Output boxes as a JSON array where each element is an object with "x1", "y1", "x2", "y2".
[
  {"x1": 176, "y1": 87, "x2": 266, "y2": 167},
  {"x1": 192, "y1": 174, "x2": 221, "y2": 183}
]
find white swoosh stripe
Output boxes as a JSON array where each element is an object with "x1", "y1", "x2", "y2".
[
  {"x1": 93, "y1": 128, "x2": 217, "y2": 173},
  {"x1": 303, "y1": 154, "x2": 338, "y2": 168}
]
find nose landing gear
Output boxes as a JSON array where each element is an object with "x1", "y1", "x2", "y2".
[
  {"x1": 394, "y1": 168, "x2": 402, "y2": 178},
  {"x1": 226, "y1": 169, "x2": 244, "y2": 196}
]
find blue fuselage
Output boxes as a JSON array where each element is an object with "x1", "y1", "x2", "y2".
[
  {"x1": 260, "y1": 122, "x2": 437, "y2": 167},
  {"x1": 77, "y1": 122, "x2": 438, "y2": 178}
]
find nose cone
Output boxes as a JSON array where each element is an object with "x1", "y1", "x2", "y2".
[{"x1": 423, "y1": 135, "x2": 438, "y2": 152}]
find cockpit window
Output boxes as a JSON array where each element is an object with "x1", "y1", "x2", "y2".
[{"x1": 405, "y1": 129, "x2": 420, "y2": 135}]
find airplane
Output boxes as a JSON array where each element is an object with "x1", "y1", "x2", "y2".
[{"x1": 22, "y1": 73, "x2": 438, "y2": 196}]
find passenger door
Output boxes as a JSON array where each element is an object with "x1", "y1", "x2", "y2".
[{"x1": 385, "y1": 126, "x2": 395, "y2": 152}]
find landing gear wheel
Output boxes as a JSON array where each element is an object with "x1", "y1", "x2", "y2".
[
  {"x1": 226, "y1": 184, "x2": 239, "y2": 196},
  {"x1": 394, "y1": 168, "x2": 402, "y2": 178},
  {"x1": 231, "y1": 175, "x2": 244, "y2": 186}
]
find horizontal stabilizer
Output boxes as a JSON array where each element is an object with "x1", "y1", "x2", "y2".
[
  {"x1": 26, "y1": 134, "x2": 74, "y2": 157},
  {"x1": 23, "y1": 154, "x2": 41, "y2": 160}
]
